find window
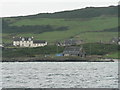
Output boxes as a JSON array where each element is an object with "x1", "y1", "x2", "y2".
[
  {"x1": 28, "y1": 38, "x2": 31, "y2": 41},
  {"x1": 22, "y1": 38, "x2": 25, "y2": 41}
]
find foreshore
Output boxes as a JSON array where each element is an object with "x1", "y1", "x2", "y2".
[{"x1": 2, "y1": 57, "x2": 115, "y2": 62}]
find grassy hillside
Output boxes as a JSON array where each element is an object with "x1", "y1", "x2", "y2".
[
  {"x1": 2, "y1": 6, "x2": 118, "y2": 44},
  {"x1": 105, "y1": 51, "x2": 119, "y2": 59}
]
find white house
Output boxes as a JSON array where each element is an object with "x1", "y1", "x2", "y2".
[{"x1": 13, "y1": 37, "x2": 47, "y2": 47}]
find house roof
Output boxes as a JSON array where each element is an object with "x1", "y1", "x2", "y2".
[
  {"x1": 13, "y1": 37, "x2": 21, "y2": 41},
  {"x1": 110, "y1": 37, "x2": 120, "y2": 43},
  {"x1": 63, "y1": 39, "x2": 83, "y2": 45},
  {"x1": 33, "y1": 40, "x2": 46, "y2": 43},
  {"x1": 13, "y1": 37, "x2": 33, "y2": 41},
  {"x1": 63, "y1": 46, "x2": 83, "y2": 54},
  {"x1": 64, "y1": 39, "x2": 76, "y2": 44},
  {"x1": 13, "y1": 37, "x2": 47, "y2": 44}
]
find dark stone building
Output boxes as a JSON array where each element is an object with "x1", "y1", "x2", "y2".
[
  {"x1": 62, "y1": 46, "x2": 86, "y2": 57},
  {"x1": 56, "y1": 39, "x2": 84, "y2": 46}
]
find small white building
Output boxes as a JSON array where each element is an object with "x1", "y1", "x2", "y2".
[
  {"x1": 0, "y1": 44, "x2": 4, "y2": 48},
  {"x1": 110, "y1": 37, "x2": 120, "y2": 45},
  {"x1": 118, "y1": 39, "x2": 120, "y2": 45},
  {"x1": 13, "y1": 37, "x2": 47, "y2": 47}
]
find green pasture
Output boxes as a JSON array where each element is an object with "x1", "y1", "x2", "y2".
[
  {"x1": 75, "y1": 32, "x2": 118, "y2": 43},
  {"x1": 3, "y1": 16, "x2": 118, "y2": 44},
  {"x1": 105, "y1": 51, "x2": 120, "y2": 59}
]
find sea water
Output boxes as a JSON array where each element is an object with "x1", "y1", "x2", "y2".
[{"x1": 1, "y1": 62, "x2": 118, "y2": 88}]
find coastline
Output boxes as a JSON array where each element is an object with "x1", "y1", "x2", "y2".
[{"x1": 2, "y1": 57, "x2": 115, "y2": 62}]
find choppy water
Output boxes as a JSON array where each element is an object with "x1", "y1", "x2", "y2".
[{"x1": 1, "y1": 62, "x2": 118, "y2": 88}]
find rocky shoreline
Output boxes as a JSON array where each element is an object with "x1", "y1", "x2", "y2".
[{"x1": 2, "y1": 57, "x2": 115, "y2": 62}]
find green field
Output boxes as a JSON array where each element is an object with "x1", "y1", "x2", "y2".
[
  {"x1": 2, "y1": 16, "x2": 118, "y2": 44},
  {"x1": 2, "y1": 6, "x2": 119, "y2": 44},
  {"x1": 105, "y1": 51, "x2": 120, "y2": 59}
]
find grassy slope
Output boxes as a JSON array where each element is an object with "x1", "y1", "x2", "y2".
[
  {"x1": 105, "y1": 51, "x2": 120, "y2": 59},
  {"x1": 3, "y1": 16, "x2": 118, "y2": 43}
]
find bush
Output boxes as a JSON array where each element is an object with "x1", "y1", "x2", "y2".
[{"x1": 2, "y1": 46, "x2": 64, "y2": 58}]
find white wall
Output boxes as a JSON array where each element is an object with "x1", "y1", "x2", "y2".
[{"x1": 13, "y1": 41, "x2": 47, "y2": 47}]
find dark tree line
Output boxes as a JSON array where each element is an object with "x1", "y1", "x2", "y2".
[
  {"x1": 101, "y1": 27, "x2": 119, "y2": 32},
  {"x1": 88, "y1": 27, "x2": 119, "y2": 32}
]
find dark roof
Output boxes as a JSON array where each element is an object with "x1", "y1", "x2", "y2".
[
  {"x1": 63, "y1": 46, "x2": 83, "y2": 54},
  {"x1": 13, "y1": 37, "x2": 47, "y2": 43},
  {"x1": 13, "y1": 37, "x2": 21, "y2": 41},
  {"x1": 63, "y1": 39, "x2": 83, "y2": 45},
  {"x1": 33, "y1": 40, "x2": 46, "y2": 43},
  {"x1": 64, "y1": 39, "x2": 76, "y2": 44}
]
